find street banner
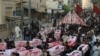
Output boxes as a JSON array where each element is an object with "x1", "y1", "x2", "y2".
[
  {"x1": 15, "y1": 41, "x2": 27, "y2": 47},
  {"x1": 20, "y1": 48, "x2": 42, "y2": 56},
  {"x1": 29, "y1": 39, "x2": 42, "y2": 47}
]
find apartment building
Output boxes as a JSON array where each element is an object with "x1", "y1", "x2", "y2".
[
  {"x1": 0, "y1": 0, "x2": 46, "y2": 24},
  {"x1": 0, "y1": 0, "x2": 16, "y2": 24}
]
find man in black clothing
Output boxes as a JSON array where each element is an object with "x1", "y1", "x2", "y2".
[
  {"x1": 25, "y1": 42, "x2": 33, "y2": 50},
  {"x1": 31, "y1": 29, "x2": 38, "y2": 40},
  {"x1": 53, "y1": 19, "x2": 56, "y2": 27},
  {"x1": 9, "y1": 41, "x2": 15, "y2": 49},
  {"x1": 4, "y1": 38, "x2": 11, "y2": 49},
  {"x1": 60, "y1": 46, "x2": 74, "y2": 56},
  {"x1": 0, "y1": 39, "x2": 2, "y2": 43},
  {"x1": 61, "y1": 23, "x2": 65, "y2": 31},
  {"x1": 24, "y1": 28, "x2": 30, "y2": 41},
  {"x1": 11, "y1": 52, "x2": 19, "y2": 56}
]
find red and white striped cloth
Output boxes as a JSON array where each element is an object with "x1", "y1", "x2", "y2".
[{"x1": 59, "y1": 11, "x2": 86, "y2": 26}]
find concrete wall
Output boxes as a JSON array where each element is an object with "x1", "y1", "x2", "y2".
[
  {"x1": 0, "y1": 0, "x2": 6, "y2": 24},
  {"x1": 37, "y1": 0, "x2": 46, "y2": 12},
  {"x1": 0, "y1": 0, "x2": 2, "y2": 24},
  {"x1": 63, "y1": 0, "x2": 68, "y2": 5}
]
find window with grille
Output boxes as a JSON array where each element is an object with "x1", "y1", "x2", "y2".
[{"x1": 13, "y1": 7, "x2": 21, "y2": 16}]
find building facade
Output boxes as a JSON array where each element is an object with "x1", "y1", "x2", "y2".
[
  {"x1": 23, "y1": 0, "x2": 46, "y2": 12},
  {"x1": 82, "y1": 0, "x2": 92, "y2": 9},
  {"x1": 0, "y1": 0, "x2": 16, "y2": 24},
  {"x1": 0, "y1": 0, "x2": 47, "y2": 24},
  {"x1": 63, "y1": 0, "x2": 68, "y2": 5}
]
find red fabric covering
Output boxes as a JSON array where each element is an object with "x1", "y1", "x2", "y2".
[
  {"x1": 59, "y1": 11, "x2": 86, "y2": 26},
  {"x1": 93, "y1": 5, "x2": 100, "y2": 15},
  {"x1": 75, "y1": 4, "x2": 83, "y2": 14}
]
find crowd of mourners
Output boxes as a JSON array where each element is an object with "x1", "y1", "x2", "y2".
[{"x1": 0, "y1": 11, "x2": 100, "y2": 56}]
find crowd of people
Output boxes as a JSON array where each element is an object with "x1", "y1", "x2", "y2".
[{"x1": 0, "y1": 10, "x2": 100, "y2": 56}]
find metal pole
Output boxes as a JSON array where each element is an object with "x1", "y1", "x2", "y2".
[
  {"x1": 28, "y1": 0, "x2": 31, "y2": 40},
  {"x1": 28, "y1": 0, "x2": 31, "y2": 27},
  {"x1": 9, "y1": 20, "x2": 11, "y2": 33},
  {"x1": 20, "y1": 0, "x2": 24, "y2": 39},
  {"x1": 52, "y1": 9, "x2": 54, "y2": 26},
  {"x1": 9, "y1": 18, "x2": 12, "y2": 33}
]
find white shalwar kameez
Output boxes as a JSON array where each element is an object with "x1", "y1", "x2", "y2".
[
  {"x1": 92, "y1": 45, "x2": 100, "y2": 56},
  {"x1": 15, "y1": 26, "x2": 21, "y2": 38}
]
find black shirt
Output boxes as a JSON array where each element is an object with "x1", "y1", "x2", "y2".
[{"x1": 25, "y1": 46, "x2": 33, "y2": 50}]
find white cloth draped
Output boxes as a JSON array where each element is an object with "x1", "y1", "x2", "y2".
[
  {"x1": 47, "y1": 45, "x2": 64, "y2": 56},
  {"x1": 66, "y1": 50, "x2": 82, "y2": 56}
]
